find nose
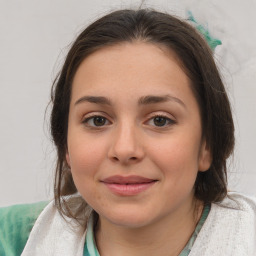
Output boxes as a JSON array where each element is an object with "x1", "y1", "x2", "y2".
[{"x1": 108, "y1": 122, "x2": 145, "y2": 165}]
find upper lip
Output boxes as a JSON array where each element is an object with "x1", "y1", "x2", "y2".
[{"x1": 102, "y1": 175, "x2": 156, "y2": 184}]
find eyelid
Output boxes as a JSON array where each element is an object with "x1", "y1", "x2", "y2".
[
  {"x1": 81, "y1": 111, "x2": 111, "y2": 120},
  {"x1": 146, "y1": 111, "x2": 175, "y2": 121},
  {"x1": 145, "y1": 112, "x2": 176, "y2": 127},
  {"x1": 81, "y1": 112, "x2": 112, "y2": 128}
]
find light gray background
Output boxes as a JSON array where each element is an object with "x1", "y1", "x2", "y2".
[{"x1": 0, "y1": 0, "x2": 255, "y2": 207}]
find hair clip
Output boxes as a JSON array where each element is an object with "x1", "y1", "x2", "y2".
[{"x1": 187, "y1": 11, "x2": 222, "y2": 51}]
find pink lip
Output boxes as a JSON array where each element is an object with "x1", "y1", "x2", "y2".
[{"x1": 101, "y1": 175, "x2": 157, "y2": 196}]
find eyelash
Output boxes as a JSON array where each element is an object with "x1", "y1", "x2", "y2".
[
  {"x1": 146, "y1": 114, "x2": 176, "y2": 127},
  {"x1": 82, "y1": 114, "x2": 176, "y2": 129},
  {"x1": 82, "y1": 115, "x2": 111, "y2": 128}
]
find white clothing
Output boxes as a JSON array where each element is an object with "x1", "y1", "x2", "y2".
[
  {"x1": 190, "y1": 192, "x2": 256, "y2": 256},
  {"x1": 21, "y1": 192, "x2": 256, "y2": 256}
]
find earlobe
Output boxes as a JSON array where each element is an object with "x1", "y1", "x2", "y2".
[
  {"x1": 198, "y1": 140, "x2": 212, "y2": 172},
  {"x1": 66, "y1": 152, "x2": 71, "y2": 167}
]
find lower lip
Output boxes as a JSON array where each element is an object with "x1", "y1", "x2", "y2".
[{"x1": 103, "y1": 182, "x2": 156, "y2": 196}]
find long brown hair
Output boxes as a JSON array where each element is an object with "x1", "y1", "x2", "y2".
[{"x1": 50, "y1": 8, "x2": 235, "y2": 224}]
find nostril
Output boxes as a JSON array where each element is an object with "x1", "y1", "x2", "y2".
[{"x1": 111, "y1": 156, "x2": 138, "y2": 163}]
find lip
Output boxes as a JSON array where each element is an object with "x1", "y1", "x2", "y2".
[{"x1": 101, "y1": 175, "x2": 157, "y2": 196}]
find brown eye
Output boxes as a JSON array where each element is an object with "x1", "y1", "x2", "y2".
[
  {"x1": 83, "y1": 115, "x2": 110, "y2": 127},
  {"x1": 153, "y1": 116, "x2": 168, "y2": 126},
  {"x1": 147, "y1": 115, "x2": 176, "y2": 128},
  {"x1": 93, "y1": 116, "x2": 106, "y2": 126}
]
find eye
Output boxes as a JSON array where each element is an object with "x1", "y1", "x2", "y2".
[
  {"x1": 147, "y1": 115, "x2": 175, "y2": 127},
  {"x1": 82, "y1": 115, "x2": 110, "y2": 127}
]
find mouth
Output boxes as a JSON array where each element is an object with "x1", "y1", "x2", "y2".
[{"x1": 101, "y1": 175, "x2": 158, "y2": 196}]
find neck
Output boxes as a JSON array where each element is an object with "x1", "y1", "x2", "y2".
[{"x1": 95, "y1": 199, "x2": 203, "y2": 256}]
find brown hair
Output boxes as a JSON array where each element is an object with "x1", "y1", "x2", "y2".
[{"x1": 50, "y1": 8, "x2": 235, "y2": 223}]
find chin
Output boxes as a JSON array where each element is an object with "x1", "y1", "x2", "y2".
[{"x1": 98, "y1": 207, "x2": 157, "y2": 229}]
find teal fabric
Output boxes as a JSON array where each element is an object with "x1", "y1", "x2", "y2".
[
  {"x1": 187, "y1": 11, "x2": 222, "y2": 51},
  {"x1": 179, "y1": 204, "x2": 210, "y2": 256},
  {"x1": 83, "y1": 214, "x2": 100, "y2": 256},
  {"x1": 84, "y1": 204, "x2": 210, "y2": 256},
  {"x1": 0, "y1": 201, "x2": 48, "y2": 256}
]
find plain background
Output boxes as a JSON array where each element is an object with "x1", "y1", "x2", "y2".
[{"x1": 0, "y1": 0, "x2": 255, "y2": 207}]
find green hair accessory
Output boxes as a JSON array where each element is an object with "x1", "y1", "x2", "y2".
[{"x1": 187, "y1": 11, "x2": 222, "y2": 51}]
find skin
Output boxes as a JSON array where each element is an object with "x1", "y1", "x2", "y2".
[{"x1": 66, "y1": 42, "x2": 212, "y2": 256}]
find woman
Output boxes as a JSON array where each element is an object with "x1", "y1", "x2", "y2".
[{"x1": 1, "y1": 8, "x2": 256, "y2": 256}]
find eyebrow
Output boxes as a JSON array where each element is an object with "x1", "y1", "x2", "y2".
[
  {"x1": 75, "y1": 96, "x2": 111, "y2": 105},
  {"x1": 74, "y1": 94, "x2": 186, "y2": 108},
  {"x1": 138, "y1": 95, "x2": 186, "y2": 108}
]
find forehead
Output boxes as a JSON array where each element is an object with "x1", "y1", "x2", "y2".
[{"x1": 71, "y1": 42, "x2": 194, "y2": 106}]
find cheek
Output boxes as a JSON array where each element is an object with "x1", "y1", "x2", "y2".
[
  {"x1": 149, "y1": 134, "x2": 200, "y2": 166},
  {"x1": 68, "y1": 142, "x2": 106, "y2": 207},
  {"x1": 67, "y1": 140, "x2": 114, "y2": 212},
  {"x1": 67, "y1": 136, "x2": 107, "y2": 188},
  {"x1": 147, "y1": 133, "x2": 201, "y2": 184}
]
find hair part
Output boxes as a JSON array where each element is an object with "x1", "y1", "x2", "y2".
[{"x1": 50, "y1": 8, "x2": 235, "y2": 224}]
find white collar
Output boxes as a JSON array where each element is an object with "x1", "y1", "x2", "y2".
[{"x1": 22, "y1": 201, "x2": 86, "y2": 256}]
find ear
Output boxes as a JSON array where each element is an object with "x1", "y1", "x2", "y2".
[
  {"x1": 198, "y1": 139, "x2": 212, "y2": 172},
  {"x1": 66, "y1": 151, "x2": 71, "y2": 167}
]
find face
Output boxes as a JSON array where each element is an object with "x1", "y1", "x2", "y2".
[{"x1": 66, "y1": 42, "x2": 211, "y2": 229}]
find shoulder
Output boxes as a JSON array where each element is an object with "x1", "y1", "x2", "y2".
[
  {"x1": 0, "y1": 201, "x2": 49, "y2": 256},
  {"x1": 190, "y1": 192, "x2": 256, "y2": 255},
  {"x1": 214, "y1": 191, "x2": 256, "y2": 214},
  {"x1": 21, "y1": 198, "x2": 87, "y2": 256},
  {"x1": 210, "y1": 192, "x2": 256, "y2": 230},
  {"x1": 208, "y1": 192, "x2": 256, "y2": 253}
]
